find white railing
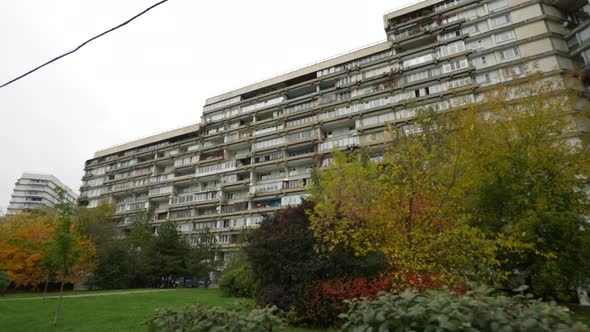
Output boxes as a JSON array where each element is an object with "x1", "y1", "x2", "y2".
[
  {"x1": 285, "y1": 100, "x2": 316, "y2": 115},
  {"x1": 251, "y1": 181, "x2": 283, "y2": 194},
  {"x1": 174, "y1": 156, "x2": 199, "y2": 167},
  {"x1": 169, "y1": 191, "x2": 219, "y2": 205},
  {"x1": 319, "y1": 136, "x2": 360, "y2": 151},
  {"x1": 253, "y1": 137, "x2": 285, "y2": 150},
  {"x1": 149, "y1": 186, "x2": 173, "y2": 196},
  {"x1": 286, "y1": 115, "x2": 317, "y2": 128},
  {"x1": 357, "y1": 112, "x2": 396, "y2": 128},
  {"x1": 197, "y1": 160, "x2": 236, "y2": 176}
]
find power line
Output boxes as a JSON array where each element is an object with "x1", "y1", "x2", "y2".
[{"x1": 0, "y1": 0, "x2": 169, "y2": 90}]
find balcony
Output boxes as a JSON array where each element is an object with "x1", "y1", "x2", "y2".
[
  {"x1": 220, "y1": 202, "x2": 248, "y2": 214},
  {"x1": 285, "y1": 100, "x2": 316, "y2": 115},
  {"x1": 319, "y1": 137, "x2": 360, "y2": 152},
  {"x1": 254, "y1": 125, "x2": 283, "y2": 136},
  {"x1": 356, "y1": 112, "x2": 396, "y2": 129},
  {"x1": 174, "y1": 156, "x2": 198, "y2": 167},
  {"x1": 251, "y1": 181, "x2": 283, "y2": 194},
  {"x1": 149, "y1": 186, "x2": 173, "y2": 196},
  {"x1": 115, "y1": 201, "x2": 148, "y2": 214},
  {"x1": 197, "y1": 160, "x2": 236, "y2": 176},
  {"x1": 253, "y1": 137, "x2": 286, "y2": 151},
  {"x1": 169, "y1": 191, "x2": 219, "y2": 206},
  {"x1": 252, "y1": 151, "x2": 285, "y2": 164}
]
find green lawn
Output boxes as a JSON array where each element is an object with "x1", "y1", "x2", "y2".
[
  {"x1": 0, "y1": 289, "x2": 251, "y2": 332},
  {"x1": 570, "y1": 305, "x2": 590, "y2": 328},
  {"x1": 1, "y1": 288, "x2": 586, "y2": 331}
]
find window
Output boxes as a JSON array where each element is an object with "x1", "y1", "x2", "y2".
[
  {"x1": 403, "y1": 53, "x2": 435, "y2": 67},
  {"x1": 414, "y1": 87, "x2": 430, "y2": 97},
  {"x1": 440, "y1": 41, "x2": 465, "y2": 57},
  {"x1": 488, "y1": 0, "x2": 507, "y2": 12},
  {"x1": 429, "y1": 83, "x2": 446, "y2": 94},
  {"x1": 466, "y1": 37, "x2": 492, "y2": 50},
  {"x1": 499, "y1": 47, "x2": 520, "y2": 60},
  {"x1": 502, "y1": 64, "x2": 525, "y2": 77},
  {"x1": 446, "y1": 77, "x2": 472, "y2": 89},
  {"x1": 406, "y1": 70, "x2": 430, "y2": 83},
  {"x1": 472, "y1": 56, "x2": 488, "y2": 67},
  {"x1": 442, "y1": 59, "x2": 469, "y2": 73},
  {"x1": 491, "y1": 14, "x2": 511, "y2": 27},
  {"x1": 440, "y1": 30, "x2": 461, "y2": 41},
  {"x1": 495, "y1": 30, "x2": 515, "y2": 44},
  {"x1": 476, "y1": 71, "x2": 499, "y2": 84}
]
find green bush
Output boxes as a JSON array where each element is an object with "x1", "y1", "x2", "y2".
[
  {"x1": 0, "y1": 272, "x2": 10, "y2": 295},
  {"x1": 219, "y1": 254, "x2": 255, "y2": 297},
  {"x1": 146, "y1": 302, "x2": 285, "y2": 332},
  {"x1": 341, "y1": 285, "x2": 589, "y2": 332}
]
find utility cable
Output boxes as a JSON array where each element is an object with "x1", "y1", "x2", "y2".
[{"x1": 0, "y1": 0, "x2": 169, "y2": 90}]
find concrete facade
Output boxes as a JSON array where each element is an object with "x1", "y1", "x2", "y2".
[
  {"x1": 79, "y1": 0, "x2": 590, "y2": 263},
  {"x1": 7, "y1": 173, "x2": 78, "y2": 215}
]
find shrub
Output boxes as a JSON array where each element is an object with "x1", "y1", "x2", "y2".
[
  {"x1": 219, "y1": 254, "x2": 255, "y2": 297},
  {"x1": 246, "y1": 201, "x2": 387, "y2": 326},
  {"x1": 0, "y1": 272, "x2": 10, "y2": 295},
  {"x1": 301, "y1": 277, "x2": 394, "y2": 327},
  {"x1": 146, "y1": 302, "x2": 285, "y2": 332},
  {"x1": 341, "y1": 285, "x2": 589, "y2": 332}
]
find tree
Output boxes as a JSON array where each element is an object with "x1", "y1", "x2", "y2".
[
  {"x1": 142, "y1": 221, "x2": 191, "y2": 286},
  {"x1": 309, "y1": 69, "x2": 590, "y2": 300},
  {"x1": 308, "y1": 125, "x2": 514, "y2": 287},
  {"x1": 219, "y1": 253, "x2": 255, "y2": 297},
  {"x1": 459, "y1": 71, "x2": 590, "y2": 301},
  {"x1": 88, "y1": 240, "x2": 132, "y2": 289},
  {"x1": 0, "y1": 213, "x2": 55, "y2": 288},
  {"x1": 77, "y1": 201, "x2": 116, "y2": 246},
  {"x1": 0, "y1": 272, "x2": 11, "y2": 296},
  {"x1": 42, "y1": 187, "x2": 95, "y2": 326},
  {"x1": 187, "y1": 229, "x2": 219, "y2": 280}
]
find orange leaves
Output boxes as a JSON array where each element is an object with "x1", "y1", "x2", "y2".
[
  {"x1": 0, "y1": 214, "x2": 54, "y2": 288},
  {"x1": 0, "y1": 213, "x2": 96, "y2": 289}
]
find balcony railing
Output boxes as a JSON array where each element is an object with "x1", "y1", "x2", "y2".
[
  {"x1": 251, "y1": 181, "x2": 283, "y2": 194},
  {"x1": 197, "y1": 160, "x2": 236, "y2": 176},
  {"x1": 149, "y1": 186, "x2": 173, "y2": 196},
  {"x1": 319, "y1": 136, "x2": 360, "y2": 151},
  {"x1": 169, "y1": 191, "x2": 219, "y2": 206}
]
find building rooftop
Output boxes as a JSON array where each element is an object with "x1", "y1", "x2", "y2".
[
  {"x1": 94, "y1": 123, "x2": 200, "y2": 159},
  {"x1": 18, "y1": 172, "x2": 78, "y2": 198},
  {"x1": 204, "y1": 41, "x2": 392, "y2": 106}
]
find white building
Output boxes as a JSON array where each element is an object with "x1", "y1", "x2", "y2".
[{"x1": 7, "y1": 173, "x2": 79, "y2": 215}]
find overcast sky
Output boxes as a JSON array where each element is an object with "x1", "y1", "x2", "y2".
[{"x1": 0, "y1": 0, "x2": 414, "y2": 212}]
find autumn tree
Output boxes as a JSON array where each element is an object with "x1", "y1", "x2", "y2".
[
  {"x1": 308, "y1": 135, "x2": 512, "y2": 288},
  {"x1": 459, "y1": 71, "x2": 590, "y2": 301},
  {"x1": 309, "y1": 69, "x2": 589, "y2": 299},
  {"x1": 0, "y1": 213, "x2": 55, "y2": 288}
]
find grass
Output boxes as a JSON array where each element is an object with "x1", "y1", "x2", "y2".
[
  {"x1": 570, "y1": 305, "x2": 590, "y2": 328},
  {"x1": 0, "y1": 289, "x2": 251, "y2": 332},
  {"x1": 1, "y1": 288, "x2": 587, "y2": 331}
]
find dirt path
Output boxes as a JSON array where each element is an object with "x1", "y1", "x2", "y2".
[{"x1": 0, "y1": 289, "x2": 176, "y2": 301}]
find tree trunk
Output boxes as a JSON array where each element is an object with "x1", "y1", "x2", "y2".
[
  {"x1": 577, "y1": 287, "x2": 590, "y2": 306},
  {"x1": 53, "y1": 277, "x2": 65, "y2": 326},
  {"x1": 42, "y1": 273, "x2": 50, "y2": 300}
]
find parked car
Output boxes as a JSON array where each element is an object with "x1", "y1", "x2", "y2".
[{"x1": 183, "y1": 277, "x2": 210, "y2": 288}]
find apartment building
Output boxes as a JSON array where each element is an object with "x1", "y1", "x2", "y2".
[
  {"x1": 7, "y1": 173, "x2": 78, "y2": 215},
  {"x1": 79, "y1": 0, "x2": 590, "y2": 261}
]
